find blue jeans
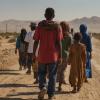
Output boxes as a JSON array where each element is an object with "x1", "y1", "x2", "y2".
[{"x1": 38, "y1": 62, "x2": 57, "y2": 96}]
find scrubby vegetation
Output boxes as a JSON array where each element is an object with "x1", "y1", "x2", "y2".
[
  {"x1": 8, "y1": 38, "x2": 16, "y2": 43},
  {"x1": 0, "y1": 32, "x2": 19, "y2": 39},
  {"x1": 0, "y1": 32, "x2": 19, "y2": 43},
  {"x1": 92, "y1": 33, "x2": 100, "y2": 40},
  {"x1": 0, "y1": 36, "x2": 2, "y2": 40}
]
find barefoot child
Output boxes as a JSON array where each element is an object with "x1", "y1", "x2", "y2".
[{"x1": 68, "y1": 32, "x2": 86, "y2": 93}]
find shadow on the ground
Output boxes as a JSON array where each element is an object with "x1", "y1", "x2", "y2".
[
  {"x1": 0, "y1": 72, "x2": 20, "y2": 75},
  {"x1": 0, "y1": 69, "x2": 19, "y2": 71},
  {"x1": 0, "y1": 98, "x2": 31, "y2": 100},
  {"x1": 7, "y1": 90, "x2": 71, "y2": 100},
  {"x1": 7, "y1": 91, "x2": 39, "y2": 97},
  {"x1": 31, "y1": 99, "x2": 48, "y2": 100},
  {"x1": 7, "y1": 90, "x2": 71, "y2": 96},
  {"x1": 0, "y1": 98, "x2": 48, "y2": 100},
  {"x1": 0, "y1": 69, "x2": 21, "y2": 75},
  {"x1": 0, "y1": 83, "x2": 34, "y2": 88},
  {"x1": 55, "y1": 91, "x2": 71, "y2": 95},
  {"x1": 7, "y1": 92, "x2": 40, "y2": 100}
]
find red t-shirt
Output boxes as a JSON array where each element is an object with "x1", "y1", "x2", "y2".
[{"x1": 33, "y1": 20, "x2": 63, "y2": 63}]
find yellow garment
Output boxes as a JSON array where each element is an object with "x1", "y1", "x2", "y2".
[
  {"x1": 68, "y1": 43, "x2": 86, "y2": 87},
  {"x1": 32, "y1": 62, "x2": 38, "y2": 72},
  {"x1": 57, "y1": 58, "x2": 67, "y2": 83}
]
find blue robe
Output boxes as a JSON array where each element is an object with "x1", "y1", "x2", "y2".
[{"x1": 80, "y1": 24, "x2": 92, "y2": 78}]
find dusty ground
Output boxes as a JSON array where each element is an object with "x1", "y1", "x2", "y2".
[
  {"x1": 0, "y1": 37, "x2": 17, "y2": 70},
  {"x1": 0, "y1": 37, "x2": 100, "y2": 100}
]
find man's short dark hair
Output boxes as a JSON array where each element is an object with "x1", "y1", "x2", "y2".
[{"x1": 44, "y1": 7, "x2": 55, "y2": 20}]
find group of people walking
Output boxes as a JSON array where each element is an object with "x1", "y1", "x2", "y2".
[
  {"x1": 15, "y1": 8, "x2": 92, "y2": 100},
  {"x1": 15, "y1": 22, "x2": 38, "y2": 83}
]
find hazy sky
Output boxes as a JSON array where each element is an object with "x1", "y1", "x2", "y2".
[{"x1": 0, "y1": 0, "x2": 100, "y2": 21}]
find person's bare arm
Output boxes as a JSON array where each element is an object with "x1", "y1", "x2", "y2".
[
  {"x1": 68, "y1": 46, "x2": 72, "y2": 65},
  {"x1": 57, "y1": 40, "x2": 62, "y2": 64},
  {"x1": 33, "y1": 40, "x2": 39, "y2": 62}
]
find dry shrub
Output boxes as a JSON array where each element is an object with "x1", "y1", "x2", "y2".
[
  {"x1": 0, "y1": 32, "x2": 19, "y2": 39},
  {"x1": 93, "y1": 33, "x2": 100, "y2": 40},
  {"x1": 5, "y1": 36, "x2": 10, "y2": 39},
  {"x1": 0, "y1": 35, "x2": 3, "y2": 39},
  {"x1": 8, "y1": 38, "x2": 16, "y2": 43}
]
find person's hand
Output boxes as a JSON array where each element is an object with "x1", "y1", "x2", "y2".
[
  {"x1": 67, "y1": 61, "x2": 70, "y2": 65},
  {"x1": 67, "y1": 58, "x2": 71, "y2": 65},
  {"x1": 67, "y1": 62, "x2": 70, "y2": 65},
  {"x1": 15, "y1": 49, "x2": 17, "y2": 54},
  {"x1": 58, "y1": 58, "x2": 62, "y2": 65}
]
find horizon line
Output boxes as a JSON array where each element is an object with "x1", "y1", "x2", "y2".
[{"x1": 0, "y1": 16, "x2": 100, "y2": 22}]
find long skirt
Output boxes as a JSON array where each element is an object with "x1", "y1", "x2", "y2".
[
  {"x1": 32, "y1": 61, "x2": 38, "y2": 79},
  {"x1": 57, "y1": 58, "x2": 67, "y2": 84},
  {"x1": 86, "y1": 52, "x2": 92, "y2": 78}
]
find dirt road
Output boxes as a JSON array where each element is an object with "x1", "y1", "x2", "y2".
[{"x1": 0, "y1": 38, "x2": 100, "y2": 100}]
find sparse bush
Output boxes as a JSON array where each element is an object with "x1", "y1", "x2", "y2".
[
  {"x1": 93, "y1": 33, "x2": 100, "y2": 40},
  {"x1": 0, "y1": 36, "x2": 2, "y2": 40},
  {"x1": 8, "y1": 38, "x2": 16, "y2": 43},
  {"x1": 5, "y1": 36, "x2": 10, "y2": 39},
  {"x1": 0, "y1": 32, "x2": 19, "y2": 38}
]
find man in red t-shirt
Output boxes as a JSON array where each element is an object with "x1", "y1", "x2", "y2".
[{"x1": 33, "y1": 8, "x2": 63, "y2": 99}]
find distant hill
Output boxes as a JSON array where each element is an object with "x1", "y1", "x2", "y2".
[
  {"x1": 0, "y1": 16, "x2": 100, "y2": 33},
  {"x1": 0, "y1": 19, "x2": 32, "y2": 33},
  {"x1": 69, "y1": 16, "x2": 100, "y2": 33}
]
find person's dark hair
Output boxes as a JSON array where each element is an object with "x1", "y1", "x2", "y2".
[
  {"x1": 60, "y1": 21, "x2": 70, "y2": 33},
  {"x1": 30, "y1": 22, "x2": 36, "y2": 31},
  {"x1": 44, "y1": 7, "x2": 55, "y2": 20},
  {"x1": 74, "y1": 32, "x2": 82, "y2": 42},
  {"x1": 71, "y1": 28, "x2": 74, "y2": 33},
  {"x1": 20, "y1": 28, "x2": 27, "y2": 43}
]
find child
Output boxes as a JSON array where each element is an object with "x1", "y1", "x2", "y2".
[
  {"x1": 57, "y1": 21, "x2": 72, "y2": 91},
  {"x1": 68, "y1": 32, "x2": 86, "y2": 93},
  {"x1": 15, "y1": 29, "x2": 27, "y2": 70}
]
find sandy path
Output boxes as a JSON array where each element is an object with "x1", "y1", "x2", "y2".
[{"x1": 0, "y1": 38, "x2": 100, "y2": 100}]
